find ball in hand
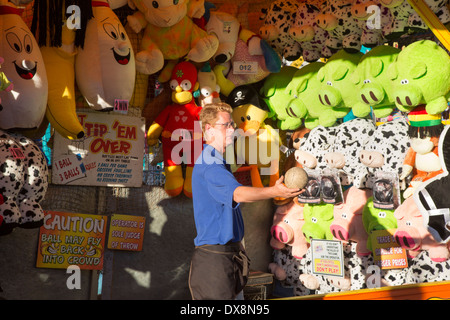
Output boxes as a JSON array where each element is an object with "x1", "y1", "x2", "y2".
[{"x1": 284, "y1": 167, "x2": 308, "y2": 189}]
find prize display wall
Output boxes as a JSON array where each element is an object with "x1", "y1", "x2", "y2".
[{"x1": 1, "y1": 0, "x2": 450, "y2": 300}]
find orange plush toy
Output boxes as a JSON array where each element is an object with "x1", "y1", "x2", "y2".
[
  {"x1": 147, "y1": 61, "x2": 203, "y2": 197},
  {"x1": 400, "y1": 106, "x2": 444, "y2": 198}
]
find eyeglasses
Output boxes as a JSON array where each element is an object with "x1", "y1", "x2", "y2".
[{"x1": 214, "y1": 121, "x2": 236, "y2": 129}]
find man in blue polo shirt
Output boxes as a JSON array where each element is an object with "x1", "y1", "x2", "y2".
[{"x1": 189, "y1": 102, "x2": 304, "y2": 300}]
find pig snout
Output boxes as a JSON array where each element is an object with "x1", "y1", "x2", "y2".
[
  {"x1": 394, "y1": 229, "x2": 420, "y2": 250},
  {"x1": 330, "y1": 223, "x2": 350, "y2": 241},
  {"x1": 271, "y1": 223, "x2": 294, "y2": 244}
]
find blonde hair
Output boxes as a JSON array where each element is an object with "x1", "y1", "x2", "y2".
[{"x1": 199, "y1": 102, "x2": 233, "y2": 133}]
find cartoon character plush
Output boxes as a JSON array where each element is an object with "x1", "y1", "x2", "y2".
[
  {"x1": 31, "y1": 0, "x2": 91, "y2": 139},
  {"x1": 289, "y1": 1, "x2": 331, "y2": 61},
  {"x1": 0, "y1": 1, "x2": 48, "y2": 131},
  {"x1": 316, "y1": 0, "x2": 362, "y2": 53},
  {"x1": 226, "y1": 85, "x2": 280, "y2": 188},
  {"x1": 350, "y1": 44, "x2": 400, "y2": 118},
  {"x1": 400, "y1": 106, "x2": 444, "y2": 199},
  {"x1": 75, "y1": 0, "x2": 135, "y2": 111},
  {"x1": 316, "y1": 49, "x2": 363, "y2": 123},
  {"x1": 126, "y1": 0, "x2": 219, "y2": 77},
  {"x1": 350, "y1": 0, "x2": 391, "y2": 48},
  {"x1": 260, "y1": 66, "x2": 306, "y2": 131},
  {"x1": 207, "y1": 10, "x2": 281, "y2": 96},
  {"x1": 259, "y1": 0, "x2": 302, "y2": 61},
  {"x1": 302, "y1": 203, "x2": 335, "y2": 242},
  {"x1": 146, "y1": 61, "x2": 203, "y2": 197},
  {"x1": 388, "y1": 40, "x2": 450, "y2": 116},
  {"x1": 195, "y1": 62, "x2": 220, "y2": 107}
]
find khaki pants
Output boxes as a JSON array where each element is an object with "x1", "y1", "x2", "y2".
[{"x1": 189, "y1": 242, "x2": 250, "y2": 300}]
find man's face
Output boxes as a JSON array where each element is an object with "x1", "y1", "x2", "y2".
[{"x1": 212, "y1": 111, "x2": 235, "y2": 150}]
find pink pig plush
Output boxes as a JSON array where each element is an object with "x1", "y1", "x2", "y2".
[
  {"x1": 394, "y1": 196, "x2": 450, "y2": 262},
  {"x1": 270, "y1": 199, "x2": 309, "y2": 259},
  {"x1": 330, "y1": 186, "x2": 372, "y2": 256}
]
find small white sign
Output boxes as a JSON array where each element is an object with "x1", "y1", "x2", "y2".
[
  {"x1": 311, "y1": 239, "x2": 344, "y2": 278},
  {"x1": 233, "y1": 61, "x2": 258, "y2": 75}
]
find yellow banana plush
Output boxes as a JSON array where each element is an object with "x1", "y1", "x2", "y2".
[{"x1": 42, "y1": 24, "x2": 85, "y2": 140}]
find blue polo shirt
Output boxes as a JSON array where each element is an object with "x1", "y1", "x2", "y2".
[{"x1": 192, "y1": 144, "x2": 244, "y2": 246}]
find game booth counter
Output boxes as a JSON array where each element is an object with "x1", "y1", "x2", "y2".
[{"x1": 1, "y1": 0, "x2": 450, "y2": 301}]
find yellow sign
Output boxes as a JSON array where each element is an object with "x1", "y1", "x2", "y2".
[
  {"x1": 371, "y1": 229, "x2": 408, "y2": 269},
  {"x1": 36, "y1": 211, "x2": 107, "y2": 270},
  {"x1": 107, "y1": 214, "x2": 145, "y2": 251},
  {"x1": 406, "y1": 0, "x2": 450, "y2": 52}
]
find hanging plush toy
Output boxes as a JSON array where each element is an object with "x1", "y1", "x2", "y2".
[
  {"x1": 259, "y1": 0, "x2": 302, "y2": 61},
  {"x1": 31, "y1": 0, "x2": 93, "y2": 140},
  {"x1": 289, "y1": 1, "x2": 331, "y2": 61},
  {"x1": 0, "y1": 0, "x2": 48, "y2": 131},
  {"x1": 316, "y1": 49, "x2": 363, "y2": 124},
  {"x1": 207, "y1": 10, "x2": 281, "y2": 97},
  {"x1": 400, "y1": 106, "x2": 444, "y2": 199},
  {"x1": 195, "y1": 62, "x2": 220, "y2": 107},
  {"x1": 388, "y1": 40, "x2": 450, "y2": 116},
  {"x1": 285, "y1": 61, "x2": 336, "y2": 129},
  {"x1": 126, "y1": 0, "x2": 219, "y2": 78},
  {"x1": 226, "y1": 85, "x2": 280, "y2": 188},
  {"x1": 350, "y1": 45, "x2": 400, "y2": 118},
  {"x1": 75, "y1": 0, "x2": 135, "y2": 111},
  {"x1": 260, "y1": 66, "x2": 306, "y2": 131},
  {"x1": 316, "y1": 0, "x2": 362, "y2": 53},
  {"x1": 147, "y1": 61, "x2": 202, "y2": 197}
]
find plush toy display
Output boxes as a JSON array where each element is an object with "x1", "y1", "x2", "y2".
[
  {"x1": 196, "y1": 62, "x2": 220, "y2": 107},
  {"x1": 379, "y1": 0, "x2": 424, "y2": 38},
  {"x1": 126, "y1": 0, "x2": 219, "y2": 77},
  {"x1": 302, "y1": 203, "x2": 335, "y2": 242},
  {"x1": 226, "y1": 85, "x2": 280, "y2": 187},
  {"x1": 0, "y1": 130, "x2": 48, "y2": 235},
  {"x1": 146, "y1": 61, "x2": 203, "y2": 197},
  {"x1": 289, "y1": 1, "x2": 331, "y2": 61},
  {"x1": 350, "y1": 45, "x2": 400, "y2": 118},
  {"x1": 323, "y1": 118, "x2": 375, "y2": 188},
  {"x1": 259, "y1": 0, "x2": 302, "y2": 61},
  {"x1": 0, "y1": 1, "x2": 48, "y2": 131},
  {"x1": 414, "y1": 124, "x2": 450, "y2": 244},
  {"x1": 316, "y1": 0, "x2": 362, "y2": 53},
  {"x1": 400, "y1": 106, "x2": 444, "y2": 198},
  {"x1": 351, "y1": 0, "x2": 391, "y2": 48},
  {"x1": 285, "y1": 62, "x2": 336, "y2": 129},
  {"x1": 270, "y1": 199, "x2": 309, "y2": 259},
  {"x1": 331, "y1": 186, "x2": 373, "y2": 256},
  {"x1": 260, "y1": 66, "x2": 305, "y2": 131},
  {"x1": 388, "y1": 40, "x2": 450, "y2": 115},
  {"x1": 317, "y1": 49, "x2": 363, "y2": 124},
  {"x1": 75, "y1": 0, "x2": 135, "y2": 111},
  {"x1": 394, "y1": 197, "x2": 450, "y2": 262},
  {"x1": 31, "y1": 0, "x2": 92, "y2": 140}
]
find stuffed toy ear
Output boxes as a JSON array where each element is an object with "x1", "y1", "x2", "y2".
[
  {"x1": 0, "y1": 3, "x2": 48, "y2": 130},
  {"x1": 369, "y1": 59, "x2": 384, "y2": 78},
  {"x1": 332, "y1": 66, "x2": 349, "y2": 81},
  {"x1": 75, "y1": 1, "x2": 136, "y2": 111},
  {"x1": 387, "y1": 61, "x2": 398, "y2": 80},
  {"x1": 410, "y1": 61, "x2": 427, "y2": 79}
]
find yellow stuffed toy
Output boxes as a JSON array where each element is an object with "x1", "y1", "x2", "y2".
[
  {"x1": 75, "y1": 0, "x2": 136, "y2": 111},
  {"x1": 126, "y1": 0, "x2": 218, "y2": 79}
]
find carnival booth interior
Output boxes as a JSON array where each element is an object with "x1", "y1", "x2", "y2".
[{"x1": 3, "y1": 0, "x2": 450, "y2": 300}]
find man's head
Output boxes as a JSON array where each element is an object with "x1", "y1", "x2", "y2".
[{"x1": 200, "y1": 102, "x2": 236, "y2": 152}]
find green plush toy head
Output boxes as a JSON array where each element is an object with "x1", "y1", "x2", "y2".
[
  {"x1": 317, "y1": 50, "x2": 363, "y2": 120},
  {"x1": 261, "y1": 66, "x2": 305, "y2": 130},
  {"x1": 388, "y1": 40, "x2": 450, "y2": 115},
  {"x1": 302, "y1": 203, "x2": 335, "y2": 243},
  {"x1": 285, "y1": 61, "x2": 337, "y2": 128},
  {"x1": 350, "y1": 45, "x2": 400, "y2": 118}
]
